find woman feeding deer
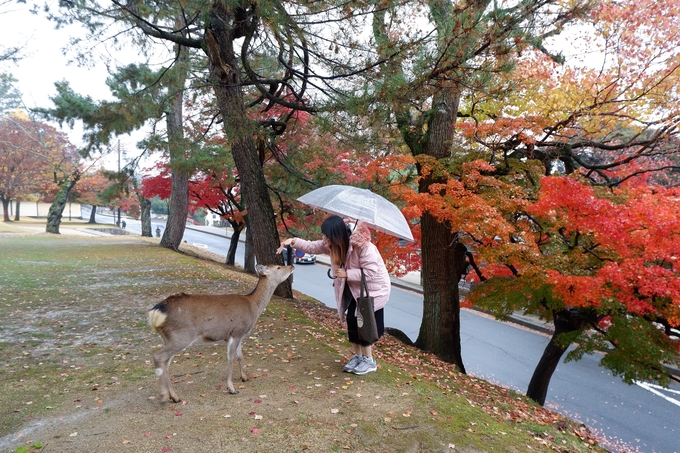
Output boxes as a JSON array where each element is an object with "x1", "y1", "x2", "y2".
[{"x1": 277, "y1": 215, "x2": 390, "y2": 375}]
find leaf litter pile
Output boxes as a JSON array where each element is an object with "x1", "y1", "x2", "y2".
[{"x1": 0, "y1": 234, "x2": 607, "y2": 453}]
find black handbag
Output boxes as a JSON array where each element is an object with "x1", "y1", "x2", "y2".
[{"x1": 356, "y1": 269, "x2": 379, "y2": 344}]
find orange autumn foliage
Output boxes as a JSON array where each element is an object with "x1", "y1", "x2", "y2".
[{"x1": 526, "y1": 177, "x2": 680, "y2": 327}]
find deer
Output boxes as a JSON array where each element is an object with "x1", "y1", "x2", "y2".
[{"x1": 148, "y1": 263, "x2": 294, "y2": 402}]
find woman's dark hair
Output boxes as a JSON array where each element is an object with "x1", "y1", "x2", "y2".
[{"x1": 321, "y1": 215, "x2": 350, "y2": 266}]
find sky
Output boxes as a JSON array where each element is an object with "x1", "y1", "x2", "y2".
[
  {"x1": 2, "y1": 2, "x2": 598, "y2": 106},
  {"x1": 2, "y1": 3, "x2": 112, "y2": 110},
  {"x1": 1, "y1": 1, "x2": 146, "y2": 169}
]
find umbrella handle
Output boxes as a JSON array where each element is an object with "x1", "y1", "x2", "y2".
[{"x1": 327, "y1": 268, "x2": 337, "y2": 279}]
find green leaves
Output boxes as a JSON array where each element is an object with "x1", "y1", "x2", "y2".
[
  {"x1": 0, "y1": 72, "x2": 22, "y2": 113},
  {"x1": 598, "y1": 311, "x2": 679, "y2": 386}
]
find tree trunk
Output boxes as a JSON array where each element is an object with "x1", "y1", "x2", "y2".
[
  {"x1": 13, "y1": 199, "x2": 20, "y2": 221},
  {"x1": 416, "y1": 210, "x2": 466, "y2": 372},
  {"x1": 139, "y1": 196, "x2": 152, "y2": 237},
  {"x1": 203, "y1": 3, "x2": 292, "y2": 298},
  {"x1": 46, "y1": 173, "x2": 80, "y2": 234},
  {"x1": 243, "y1": 223, "x2": 256, "y2": 274},
  {"x1": 526, "y1": 309, "x2": 588, "y2": 406},
  {"x1": 1, "y1": 196, "x2": 10, "y2": 222},
  {"x1": 88, "y1": 205, "x2": 97, "y2": 223},
  {"x1": 226, "y1": 224, "x2": 243, "y2": 266},
  {"x1": 160, "y1": 165, "x2": 189, "y2": 249},
  {"x1": 160, "y1": 21, "x2": 190, "y2": 251},
  {"x1": 411, "y1": 87, "x2": 466, "y2": 372}
]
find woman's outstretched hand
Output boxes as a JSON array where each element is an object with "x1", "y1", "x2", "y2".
[{"x1": 276, "y1": 238, "x2": 295, "y2": 254}]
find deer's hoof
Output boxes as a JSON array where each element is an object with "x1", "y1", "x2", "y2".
[{"x1": 229, "y1": 389, "x2": 239, "y2": 395}]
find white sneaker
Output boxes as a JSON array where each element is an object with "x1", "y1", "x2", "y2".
[
  {"x1": 352, "y1": 356, "x2": 377, "y2": 375},
  {"x1": 343, "y1": 354, "x2": 362, "y2": 372}
]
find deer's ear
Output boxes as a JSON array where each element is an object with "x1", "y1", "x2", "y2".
[{"x1": 255, "y1": 264, "x2": 269, "y2": 276}]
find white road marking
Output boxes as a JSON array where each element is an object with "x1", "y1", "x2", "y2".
[{"x1": 634, "y1": 380, "x2": 680, "y2": 407}]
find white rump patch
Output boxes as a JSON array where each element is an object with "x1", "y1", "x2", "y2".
[
  {"x1": 155, "y1": 368, "x2": 163, "y2": 376},
  {"x1": 148, "y1": 309, "x2": 168, "y2": 330}
]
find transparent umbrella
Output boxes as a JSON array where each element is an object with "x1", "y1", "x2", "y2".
[{"x1": 297, "y1": 185, "x2": 414, "y2": 242}]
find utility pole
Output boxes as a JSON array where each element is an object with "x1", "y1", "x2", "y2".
[
  {"x1": 116, "y1": 141, "x2": 127, "y2": 226},
  {"x1": 117, "y1": 141, "x2": 121, "y2": 226}
]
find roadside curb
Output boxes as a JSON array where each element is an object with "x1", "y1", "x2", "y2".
[{"x1": 73, "y1": 228, "x2": 112, "y2": 236}]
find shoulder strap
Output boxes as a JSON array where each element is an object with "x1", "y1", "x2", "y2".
[{"x1": 360, "y1": 269, "x2": 370, "y2": 298}]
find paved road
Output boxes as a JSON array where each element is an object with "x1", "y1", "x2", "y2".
[{"x1": 87, "y1": 210, "x2": 679, "y2": 453}]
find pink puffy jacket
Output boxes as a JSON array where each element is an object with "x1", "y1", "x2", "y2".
[{"x1": 292, "y1": 221, "x2": 391, "y2": 319}]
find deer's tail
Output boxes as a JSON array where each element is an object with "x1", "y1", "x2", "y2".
[{"x1": 148, "y1": 302, "x2": 168, "y2": 332}]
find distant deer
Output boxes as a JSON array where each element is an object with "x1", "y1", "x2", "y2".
[{"x1": 148, "y1": 263, "x2": 294, "y2": 402}]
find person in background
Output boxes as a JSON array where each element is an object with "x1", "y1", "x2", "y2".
[
  {"x1": 277, "y1": 215, "x2": 390, "y2": 375},
  {"x1": 155, "y1": 226, "x2": 161, "y2": 237}
]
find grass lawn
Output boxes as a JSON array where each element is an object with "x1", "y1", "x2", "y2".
[{"x1": 0, "y1": 226, "x2": 607, "y2": 453}]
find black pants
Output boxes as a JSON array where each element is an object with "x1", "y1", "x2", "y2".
[{"x1": 346, "y1": 296, "x2": 385, "y2": 347}]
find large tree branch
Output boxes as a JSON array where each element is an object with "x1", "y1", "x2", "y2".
[{"x1": 114, "y1": 0, "x2": 203, "y2": 49}]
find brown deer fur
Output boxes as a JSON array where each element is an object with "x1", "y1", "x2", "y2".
[{"x1": 148, "y1": 264, "x2": 294, "y2": 402}]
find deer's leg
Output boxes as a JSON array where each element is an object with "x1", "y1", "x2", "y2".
[
  {"x1": 154, "y1": 344, "x2": 183, "y2": 403},
  {"x1": 226, "y1": 337, "x2": 240, "y2": 394},
  {"x1": 236, "y1": 339, "x2": 248, "y2": 382}
]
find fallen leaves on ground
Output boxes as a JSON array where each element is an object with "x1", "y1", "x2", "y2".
[{"x1": 295, "y1": 299, "x2": 603, "y2": 446}]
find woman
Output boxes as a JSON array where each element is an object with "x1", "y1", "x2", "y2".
[{"x1": 277, "y1": 215, "x2": 390, "y2": 375}]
